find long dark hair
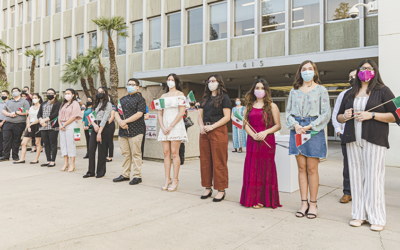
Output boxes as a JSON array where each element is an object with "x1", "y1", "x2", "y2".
[
  {"x1": 61, "y1": 88, "x2": 77, "y2": 108},
  {"x1": 85, "y1": 96, "x2": 93, "y2": 110},
  {"x1": 93, "y1": 87, "x2": 110, "y2": 111},
  {"x1": 32, "y1": 93, "x2": 43, "y2": 104},
  {"x1": 200, "y1": 74, "x2": 228, "y2": 108},
  {"x1": 346, "y1": 59, "x2": 385, "y2": 100},
  {"x1": 166, "y1": 73, "x2": 183, "y2": 92},
  {"x1": 244, "y1": 79, "x2": 273, "y2": 129},
  {"x1": 293, "y1": 60, "x2": 321, "y2": 89}
]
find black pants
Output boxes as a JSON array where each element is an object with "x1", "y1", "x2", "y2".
[
  {"x1": 2, "y1": 122, "x2": 25, "y2": 159},
  {"x1": 0, "y1": 120, "x2": 3, "y2": 156},
  {"x1": 84, "y1": 129, "x2": 91, "y2": 155},
  {"x1": 41, "y1": 130, "x2": 59, "y2": 162},
  {"x1": 179, "y1": 126, "x2": 188, "y2": 164},
  {"x1": 106, "y1": 121, "x2": 115, "y2": 158},
  {"x1": 141, "y1": 131, "x2": 146, "y2": 159},
  {"x1": 340, "y1": 134, "x2": 351, "y2": 195},
  {"x1": 87, "y1": 122, "x2": 109, "y2": 177}
]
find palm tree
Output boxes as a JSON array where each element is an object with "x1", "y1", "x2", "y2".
[
  {"x1": 0, "y1": 39, "x2": 12, "y2": 85},
  {"x1": 61, "y1": 56, "x2": 91, "y2": 98},
  {"x1": 92, "y1": 16, "x2": 128, "y2": 105},
  {"x1": 24, "y1": 49, "x2": 43, "y2": 93},
  {"x1": 88, "y1": 44, "x2": 108, "y2": 88},
  {"x1": 80, "y1": 55, "x2": 98, "y2": 97}
]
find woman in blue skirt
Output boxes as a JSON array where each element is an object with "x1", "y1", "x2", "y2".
[
  {"x1": 286, "y1": 60, "x2": 331, "y2": 219},
  {"x1": 232, "y1": 98, "x2": 247, "y2": 153}
]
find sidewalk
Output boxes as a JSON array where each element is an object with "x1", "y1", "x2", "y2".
[{"x1": 0, "y1": 141, "x2": 399, "y2": 249}]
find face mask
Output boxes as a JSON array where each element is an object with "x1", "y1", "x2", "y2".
[
  {"x1": 87, "y1": 101, "x2": 92, "y2": 106},
  {"x1": 47, "y1": 94, "x2": 54, "y2": 100},
  {"x1": 97, "y1": 93, "x2": 105, "y2": 99},
  {"x1": 208, "y1": 81, "x2": 219, "y2": 92},
  {"x1": 301, "y1": 70, "x2": 315, "y2": 82},
  {"x1": 32, "y1": 99, "x2": 39, "y2": 104},
  {"x1": 167, "y1": 80, "x2": 175, "y2": 89},
  {"x1": 12, "y1": 92, "x2": 20, "y2": 98},
  {"x1": 127, "y1": 86, "x2": 136, "y2": 93},
  {"x1": 1, "y1": 96, "x2": 7, "y2": 101},
  {"x1": 235, "y1": 101, "x2": 241, "y2": 106},
  {"x1": 358, "y1": 70, "x2": 375, "y2": 82},
  {"x1": 64, "y1": 94, "x2": 72, "y2": 101},
  {"x1": 254, "y1": 90, "x2": 266, "y2": 99},
  {"x1": 349, "y1": 78, "x2": 355, "y2": 86}
]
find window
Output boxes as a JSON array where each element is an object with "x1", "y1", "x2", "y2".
[
  {"x1": 234, "y1": 0, "x2": 254, "y2": 36},
  {"x1": 262, "y1": 0, "x2": 285, "y2": 32},
  {"x1": 292, "y1": 0, "x2": 320, "y2": 27},
  {"x1": 132, "y1": 21, "x2": 143, "y2": 52},
  {"x1": 35, "y1": 44, "x2": 41, "y2": 67},
  {"x1": 54, "y1": 40, "x2": 60, "y2": 65},
  {"x1": 10, "y1": 51, "x2": 14, "y2": 72},
  {"x1": 187, "y1": 7, "x2": 203, "y2": 44},
  {"x1": 78, "y1": 0, "x2": 85, "y2": 6},
  {"x1": 167, "y1": 12, "x2": 181, "y2": 47},
  {"x1": 55, "y1": 0, "x2": 61, "y2": 13},
  {"x1": 149, "y1": 17, "x2": 161, "y2": 50},
  {"x1": 11, "y1": 6, "x2": 15, "y2": 28},
  {"x1": 77, "y1": 34, "x2": 84, "y2": 57},
  {"x1": 46, "y1": 0, "x2": 51, "y2": 16},
  {"x1": 365, "y1": 0, "x2": 378, "y2": 16},
  {"x1": 28, "y1": 0, "x2": 32, "y2": 22},
  {"x1": 36, "y1": 0, "x2": 41, "y2": 20},
  {"x1": 273, "y1": 100, "x2": 286, "y2": 112},
  {"x1": 44, "y1": 42, "x2": 50, "y2": 66},
  {"x1": 65, "y1": 37, "x2": 72, "y2": 62},
  {"x1": 26, "y1": 47, "x2": 32, "y2": 69},
  {"x1": 327, "y1": 0, "x2": 358, "y2": 22},
  {"x1": 18, "y1": 3, "x2": 23, "y2": 25},
  {"x1": 89, "y1": 31, "x2": 97, "y2": 49},
  {"x1": 103, "y1": 32, "x2": 109, "y2": 57},
  {"x1": 3, "y1": 9, "x2": 7, "y2": 30},
  {"x1": 66, "y1": 0, "x2": 73, "y2": 10},
  {"x1": 117, "y1": 30, "x2": 126, "y2": 55},
  {"x1": 210, "y1": 2, "x2": 227, "y2": 41},
  {"x1": 18, "y1": 49, "x2": 22, "y2": 71}
]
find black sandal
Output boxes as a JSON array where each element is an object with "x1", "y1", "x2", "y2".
[
  {"x1": 201, "y1": 188, "x2": 213, "y2": 199},
  {"x1": 232, "y1": 149, "x2": 237, "y2": 152},
  {"x1": 238, "y1": 148, "x2": 242, "y2": 153},
  {"x1": 213, "y1": 190, "x2": 226, "y2": 202},
  {"x1": 307, "y1": 201, "x2": 318, "y2": 219},
  {"x1": 295, "y1": 200, "x2": 309, "y2": 218}
]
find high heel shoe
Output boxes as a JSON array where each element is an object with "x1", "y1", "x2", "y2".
[
  {"x1": 162, "y1": 178, "x2": 172, "y2": 191},
  {"x1": 61, "y1": 164, "x2": 69, "y2": 171},
  {"x1": 295, "y1": 200, "x2": 309, "y2": 218},
  {"x1": 167, "y1": 179, "x2": 179, "y2": 192},
  {"x1": 67, "y1": 165, "x2": 76, "y2": 172},
  {"x1": 200, "y1": 188, "x2": 213, "y2": 199},
  {"x1": 213, "y1": 190, "x2": 225, "y2": 202},
  {"x1": 307, "y1": 200, "x2": 318, "y2": 219}
]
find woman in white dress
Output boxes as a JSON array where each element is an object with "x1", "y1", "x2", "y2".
[{"x1": 158, "y1": 74, "x2": 188, "y2": 192}]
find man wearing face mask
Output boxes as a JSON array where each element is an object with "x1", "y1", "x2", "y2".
[
  {"x1": 0, "y1": 88, "x2": 31, "y2": 161},
  {"x1": 0, "y1": 90, "x2": 10, "y2": 157},
  {"x1": 331, "y1": 69, "x2": 357, "y2": 204},
  {"x1": 113, "y1": 78, "x2": 146, "y2": 185}
]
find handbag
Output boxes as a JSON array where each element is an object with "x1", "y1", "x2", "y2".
[{"x1": 184, "y1": 116, "x2": 194, "y2": 129}]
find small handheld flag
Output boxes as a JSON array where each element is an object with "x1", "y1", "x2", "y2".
[
  {"x1": 87, "y1": 111, "x2": 97, "y2": 124},
  {"x1": 392, "y1": 96, "x2": 400, "y2": 119},
  {"x1": 151, "y1": 99, "x2": 165, "y2": 110},
  {"x1": 74, "y1": 128, "x2": 81, "y2": 141},
  {"x1": 19, "y1": 107, "x2": 26, "y2": 113},
  {"x1": 117, "y1": 100, "x2": 123, "y2": 116},
  {"x1": 51, "y1": 116, "x2": 58, "y2": 127},
  {"x1": 89, "y1": 129, "x2": 92, "y2": 135},
  {"x1": 295, "y1": 131, "x2": 319, "y2": 147},
  {"x1": 233, "y1": 110, "x2": 243, "y2": 129},
  {"x1": 186, "y1": 91, "x2": 196, "y2": 104}
]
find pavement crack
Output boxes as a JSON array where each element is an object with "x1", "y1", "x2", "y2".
[{"x1": 379, "y1": 232, "x2": 385, "y2": 250}]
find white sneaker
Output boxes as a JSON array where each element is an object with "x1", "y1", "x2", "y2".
[
  {"x1": 370, "y1": 225, "x2": 384, "y2": 231},
  {"x1": 349, "y1": 219, "x2": 365, "y2": 227}
]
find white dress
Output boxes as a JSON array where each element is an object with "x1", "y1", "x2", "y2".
[{"x1": 157, "y1": 96, "x2": 189, "y2": 142}]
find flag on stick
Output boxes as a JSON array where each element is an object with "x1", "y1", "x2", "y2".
[
  {"x1": 74, "y1": 128, "x2": 81, "y2": 141},
  {"x1": 151, "y1": 99, "x2": 165, "y2": 110},
  {"x1": 392, "y1": 96, "x2": 400, "y2": 119},
  {"x1": 19, "y1": 107, "x2": 26, "y2": 113},
  {"x1": 51, "y1": 116, "x2": 58, "y2": 127},
  {"x1": 87, "y1": 111, "x2": 97, "y2": 124},
  {"x1": 295, "y1": 131, "x2": 319, "y2": 147},
  {"x1": 233, "y1": 110, "x2": 244, "y2": 129},
  {"x1": 117, "y1": 100, "x2": 123, "y2": 115},
  {"x1": 89, "y1": 129, "x2": 92, "y2": 135},
  {"x1": 186, "y1": 91, "x2": 196, "y2": 104}
]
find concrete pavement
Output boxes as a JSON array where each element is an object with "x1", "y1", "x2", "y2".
[{"x1": 0, "y1": 141, "x2": 399, "y2": 249}]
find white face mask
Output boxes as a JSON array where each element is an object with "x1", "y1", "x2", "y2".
[
  {"x1": 32, "y1": 99, "x2": 39, "y2": 104},
  {"x1": 208, "y1": 81, "x2": 219, "y2": 92},
  {"x1": 167, "y1": 80, "x2": 175, "y2": 89}
]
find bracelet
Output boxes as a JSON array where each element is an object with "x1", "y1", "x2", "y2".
[{"x1": 342, "y1": 114, "x2": 347, "y2": 121}]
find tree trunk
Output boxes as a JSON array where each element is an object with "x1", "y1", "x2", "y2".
[
  {"x1": 30, "y1": 58, "x2": 36, "y2": 93},
  {"x1": 108, "y1": 35, "x2": 119, "y2": 106},
  {"x1": 80, "y1": 78, "x2": 91, "y2": 98},
  {"x1": 87, "y1": 75, "x2": 97, "y2": 97},
  {"x1": 0, "y1": 57, "x2": 7, "y2": 84},
  {"x1": 98, "y1": 61, "x2": 107, "y2": 88}
]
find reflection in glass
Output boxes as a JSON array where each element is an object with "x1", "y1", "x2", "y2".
[
  {"x1": 11, "y1": 6, "x2": 15, "y2": 28},
  {"x1": 117, "y1": 30, "x2": 126, "y2": 55},
  {"x1": 168, "y1": 12, "x2": 181, "y2": 47},
  {"x1": 132, "y1": 22, "x2": 143, "y2": 52},
  {"x1": 262, "y1": 0, "x2": 285, "y2": 32},
  {"x1": 89, "y1": 32, "x2": 97, "y2": 49},
  {"x1": 55, "y1": 0, "x2": 61, "y2": 13},
  {"x1": 35, "y1": 45, "x2": 41, "y2": 67},
  {"x1": 65, "y1": 38, "x2": 72, "y2": 63},
  {"x1": 54, "y1": 40, "x2": 60, "y2": 65},
  {"x1": 149, "y1": 17, "x2": 161, "y2": 50},
  {"x1": 103, "y1": 32, "x2": 109, "y2": 57},
  {"x1": 19, "y1": 4, "x2": 23, "y2": 25},
  {"x1": 77, "y1": 34, "x2": 84, "y2": 57},
  {"x1": 292, "y1": 0, "x2": 320, "y2": 27},
  {"x1": 234, "y1": 0, "x2": 254, "y2": 36},
  {"x1": 188, "y1": 7, "x2": 203, "y2": 44},
  {"x1": 44, "y1": 43, "x2": 50, "y2": 66},
  {"x1": 36, "y1": 0, "x2": 41, "y2": 20},
  {"x1": 210, "y1": 2, "x2": 227, "y2": 41},
  {"x1": 327, "y1": 0, "x2": 358, "y2": 21}
]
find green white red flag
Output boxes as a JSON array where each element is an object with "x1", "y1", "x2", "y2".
[
  {"x1": 87, "y1": 111, "x2": 97, "y2": 124},
  {"x1": 19, "y1": 107, "x2": 26, "y2": 113},
  {"x1": 117, "y1": 100, "x2": 123, "y2": 115},
  {"x1": 74, "y1": 128, "x2": 81, "y2": 141},
  {"x1": 151, "y1": 99, "x2": 165, "y2": 110},
  {"x1": 233, "y1": 110, "x2": 244, "y2": 129},
  {"x1": 392, "y1": 96, "x2": 400, "y2": 118},
  {"x1": 295, "y1": 131, "x2": 319, "y2": 147}
]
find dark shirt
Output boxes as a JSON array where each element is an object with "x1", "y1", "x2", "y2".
[
  {"x1": 118, "y1": 93, "x2": 146, "y2": 138},
  {"x1": 37, "y1": 100, "x2": 62, "y2": 129},
  {"x1": 201, "y1": 94, "x2": 231, "y2": 122},
  {"x1": 338, "y1": 86, "x2": 400, "y2": 148}
]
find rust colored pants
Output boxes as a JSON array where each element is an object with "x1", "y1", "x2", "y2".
[{"x1": 199, "y1": 125, "x2": 229, "y2": 190}]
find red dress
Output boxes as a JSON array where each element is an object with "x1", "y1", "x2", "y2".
[{"x1": 240, "y1": 108, "x2": 282, "y2": 208}]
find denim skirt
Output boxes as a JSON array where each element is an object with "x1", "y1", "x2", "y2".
[{"x1": 289, "y1": 117, "x2": 327, "y2": 158}]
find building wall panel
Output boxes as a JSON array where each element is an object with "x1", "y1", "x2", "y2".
[
  {"x1": 184, "y1": 44, "x2": 202, "y2": 66},
  {"x1": 74, "y1": 5, "x2": 85, "y2": 35},
  {"x1": 8, "y1": 28, "x2": 14, "y2": 50},
  {"x1": 52, "y1": 13, "x2": 61, "y2": 40},
  {"x1": 128, "y1": 53, "x2": 143, "y2": 78},
  {"x1": 147, "y1": 0, "x2": 161, "y2": 18},
  {"x1": 231, "y1": 36, "x2": 254, "y2": 61},
  {"x1": 206, "y1": 40, "x2": 227, "y2": 64},
  {"x1": 114, "y1": 0, "x2": 127, "y2": 19},
  {"x1": 42, "y1": 16, "x2": 51, "y2": 43},
  {"x1": 24, "y1": 23, "x2": 32, "y2": 47},
  {"x1": 63, "y1": 10, "x2": 72, "y2": 38},
  {"x1": 41, "y1": 67, "x2": 50, "y2": 91},
  {"x1": 16, "y1": 25, "x2": 22, "y2": 49},
  {"x1": 165, "y1": 0, "x2": 181, "y2": 13},
  {"x1": 116, "y1": 55, "x2": 126, "y2": 87},
  {"x1": 51, "y1": 65, "x2": 60, "y2": 90},
  {"x1": 259, "y1": 31, "x2": 285, "y2": 58},
  {"x1": 325, "y1": 20, "x2": 359, "y2": 51},
  {"x1": 33, "y1": 20, "x2": 40, "y2": 44},
  {"x1": 14, "y1": 71, "x2": 22, "y2": 88},
  {"x1": 163, "y1": 47, "x2": 180, "y2": 69},
  {"x1": 130, "y1": 0, "x2": 143, "y2": 22},
  {"x1": 290, "y1": 26, "x2": 320, "y2": 55},
  {"x1": 100, "y1": 0, "x2": 111, "y2": 17},
  {"x1": 34, "y1": 68, "x2": 40, "y2": 92},
  {"x1": 87, "y1": 2, "x2": 98, "y2": 32},
  {"x1": 1, "y1": 31, "x2": 7, "y2": 44},
  {"x1": 185, "y1": 0, "x2": 203, "y2": 9},
  {"x1": 145, "y1": 50, "x2": 161, "y2": 71}
]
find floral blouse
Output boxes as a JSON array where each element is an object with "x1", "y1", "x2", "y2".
[{"x1": 285, "y1": 85, "x2": 331, "y2": 132}]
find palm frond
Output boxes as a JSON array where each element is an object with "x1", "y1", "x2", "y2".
[
  {"x1": 92, "y1": 16, "x2": 129, "y2": 38},
  {"x1": 0, "y1": 39, "x2": 12, "y2": 53},
  {"x1": 24, "y1": 49, "x2": 44, "y2": 58}
]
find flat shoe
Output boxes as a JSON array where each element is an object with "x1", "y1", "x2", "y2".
[
  {"x1": 30, "y1": 161, "x2": 39, "y2": 164},
  {"x1": 370, "y1": 225, "x2": 384, "y2": 231},
  {"x1": 350, "y1": 220, "x2": 365, "y2": 227},
  {"x1": 13, "y1": 160, "x2": 25, "y2": 164},
  {"x1": 41, "y1": 163, "x2": 49, "y2": 167}
]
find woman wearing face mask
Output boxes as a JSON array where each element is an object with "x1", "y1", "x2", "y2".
[
  {"x1": 231, "y1": 98, "x2": 247, "y2": 153},
  {"x1": 337, "y1": 60, "x2": 400, "y2": 231},
  {"x1": 198, "y1": 74, "x2": 231, "y2": 202},
  {"x1": 82, "y1": 96, "x2": 93, "y2": 159},
  {"x1": 286, "y1": 60, "x2": 331, "y2": 219},
  {"x1": 157, "y1": 73, "x2": 188, "y2": 192},
  {"x1": 83, "y1": 87, "x2": 112, "y2": 178},
  {"x1": 240, "y1": 79, "x2": 282, "y2": 209},
  {"x1": 13, "y1": 94, "x2": 43, "y2": 164},
  {"x1": 38, "y1": 88, "x2": 62, "y2": 167},
  {"x1": 59, "y1": 89, "x2": 83, "y2": 172},
  {"x1": 106, "y1": 94, "x2": 116, "y2": 163}
]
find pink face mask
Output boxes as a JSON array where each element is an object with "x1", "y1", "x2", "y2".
[
  {"x1": 254, "y1": 90, "x2": 266, "y2": 99},
  {"x1": 64, "y1": 94, "x2": 72, "y2": 101},
  {"x1": 358, "y1": 70, "x2": 375, "y2": 82}
]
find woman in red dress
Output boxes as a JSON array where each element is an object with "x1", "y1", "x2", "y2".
[{"x1": 240, "y1": 79, "x2": 282, "y2": 209}]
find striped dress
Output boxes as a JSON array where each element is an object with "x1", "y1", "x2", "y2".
[{"x1": 232, "y1": 106, "x2": 247, "y2": 149}]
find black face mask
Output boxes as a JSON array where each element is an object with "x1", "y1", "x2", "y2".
[
  {"x1": 87, "y1": 101, "x2": 93, "y2": 106},
  {"x1": 349, "y1": 78, "x2": 355, "y2": 86},
  {"x1": 1, "y1": 96, "x2": 7, "y2": 101},
  {"x1": 97, "y1": 93, "x2": 105, "y2": 100},
  {"x1": 47, "y1": 94, "x2": 54, "y2": 100}
]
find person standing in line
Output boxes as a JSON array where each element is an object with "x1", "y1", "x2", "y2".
[
  {"x1": 23, "y1": 86, "x2": 33, "y2": 103},
  {"x1": 157, "y1": 74, "x2": 188, "y2": 191},
  {"x1": 38, "y1": 88, "x2": 61, "y2": 167},
  {"x1": 0, "y1": 90, "x2": 10, "y2": 157},
  {"x1": 83, "y1": 87, "x2": 112, "y2": 178},
  {"x1": 332, "y1": 69, "x2": 357, "y2": 204},
  {"x1": 13, "y1": 94, "x2": 43, "y2": 164},
  {"x1": 106, "y1": 94, "x2": 116, "y2": 163},
  {"x1": 113, "y1": 78, "x2": 146, "y2": 185},
  {"x1": 141, "y1": 104, "x2": 149, "y2": 160},
  {"x1": 0, "y1": 88, "x2": 31, "y2": 162},
  {"x1": 232, "y1": 98, "x2": 247, "y2": 153},
  {"x1": 82, "y1": 96, "x2": 93, "y2": 159},
  {"x1": 286, "y1": 60, "x2": 331, "y2": 219},
  {"x1": 240, "y1": 79, "x2": 282, "y2": 209},
  {"x1": 198, "y1": 74, "x2": 231, "y2": 202},
  {"x1": 337, "y1": 59, "x2": 400, "y2": 232},
  {"x1": 178, "y1": 109, "x2": 188, "y2": 165},
  {"x1": 58, "y1": 89, "x2": 82, "y2": 172}
]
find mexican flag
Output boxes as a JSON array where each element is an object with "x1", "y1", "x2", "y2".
[
  {"x1": 51, "y1": 116, "x2": 58, "y2": 127},
  {"x1": 19, "y1": 107, "x2": 26, "y2": 113},
  {"x1": 233, "y1": 110, "x2": 244, "y2": 130},
  {"x1": 89, "y1": 129, "x2": 92, "y2": 135},
  {"x1": 74, "y1": 128, "x2": 81, "y2": 141},
  {"x1": 295, "y1": 131, "x2": 319, "y2": 147},
  {"x1": 392, "y1": 96, "x2": 400, "y2": 118},
  {"x1": 87, "y1": 111, "x2": 97, "y2": 124},
  {"x1": 151, "y1": 99, "x2": 165, "y2": 110},
  {"x1": 117, "y1": 100, "x2": 123, "y2": 116},
  {"x1": 186, "y1": 91, "x2": 196, "y2": 103}
]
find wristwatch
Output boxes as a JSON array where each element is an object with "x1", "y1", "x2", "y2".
[
  {"x1": 211, "y1": 124, "x2": 214, "y2": 129},
  {"x1": 372, "y1": 112, "x2": 375, "y2": 120}
]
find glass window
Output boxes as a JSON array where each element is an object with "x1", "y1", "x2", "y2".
[
  {"x1": 187, "y1": 7, "x2": 203, "y2": 44},
  {"x1": 117, "y1": 30, "x2": 126, "y2": 55},
  {"x1": 11, "y1": 6, "x2": 15, "y2": 28},
  {"x1": 234, "y1": 0, "x2": 254, "y2": 36},
  {"x1": 210, "y1": 2, "x2": 227, "y2": 41},
  {"x1": 65, "y1": 37, "x2": 72, "y2": 62},
  {"x1": 18, "y1": 3, "x2": 23, "y2": 26},
  {"x1": 292, "y1": 0, "x2": 320, "y2": 27},
  {"x1": 365, "y1": 0, "x2": 378, "y2": 15},
  {"x1": 28, "y1": 0, "x2": 32, "y2": 22},
  {"x1": 89, "y1": 31, "x2": 97, "y2": 49},
  {"x1": 3, "y1": 9, "x2": 7, "y2": 30},
  {"x1": 66, "y1": 0, "x2": 73, "y2": 10},
  {"x1": 46, "y1": 0, "x2": 51, "y2": 16},
  {"x1": 262, "y1": 0, "x2": 285, "y2": 32},
  {"x1": 18, "y1": 49, "x2": 22, "y2": 71},
  {"x1": 327, "y1": 0, "x2": 358, "y2": 21},
  {"x1": 10, "y1": 51, "x2": 14, "y2": 72},
  {"x1": 167, "y1": 12, "x2": 181, "y2": 47},
  {"x1": 132, "y1": 21, "x2": 143, "y2": 52},
  {"x1": 26, "y1": 46, "x2": 32, "y2": 69},
  {"x1": 54, "y1": 40, "x2": 60, "y2": 65},
  {"x1": 36, "y1": 0, "x2": 41, "y2": 20},
  {"x1": 77, "y1": 34, "x2": 84, "y2": 57},
  {"x1": 55, "y1": 0, "x2": 61, "y2": 13},
  {"x1": 149, "y1": 17, "x2": 161, "y2": 50},
  {"x1": 35, "y1": 44, "x2": 40, "y2": 67},
  {"x1": 103, "y1": 32, "x2": 109, "y2": 57},
  {"x1": 44, "y1": 42, "x2": 50, "y2": 66}
]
